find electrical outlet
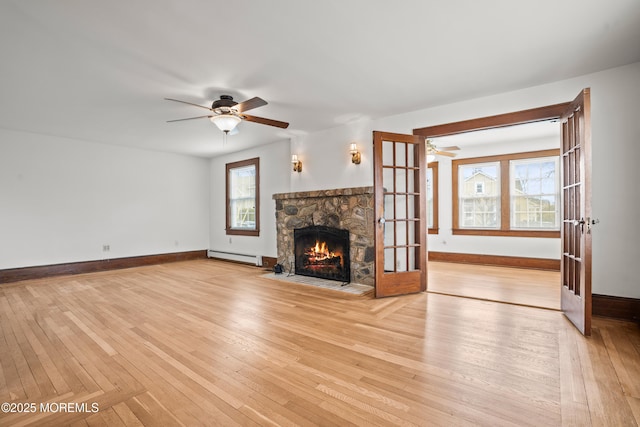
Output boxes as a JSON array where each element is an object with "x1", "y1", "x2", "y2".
[
  {"x1": 229, "y1": 237, "x2": 232, "y2": 244},
  {"x1": 102, "y1": 244, "x2": 110, "y2": 252}
]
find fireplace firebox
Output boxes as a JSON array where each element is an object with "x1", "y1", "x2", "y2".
[{"x1": 294, "y1": 226, "x2": 350, "y2": 283}]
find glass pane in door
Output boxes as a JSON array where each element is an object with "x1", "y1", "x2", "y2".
[
  {"x1": 383, "y1": 141, "x2": 394, "y2": 167},
  {"x1": 395, "y1": 143, "x2": 406, "y2": 167}
]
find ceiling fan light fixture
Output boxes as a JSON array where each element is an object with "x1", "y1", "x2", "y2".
[
  {"x1": 427, "y1": 154, "x2": 436, "y2": 163},
  {"x1": 210, "y1": 114, "x2": 241, "y2": 133}
]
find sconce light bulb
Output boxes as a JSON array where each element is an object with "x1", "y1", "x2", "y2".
[
  {"x1": 291, "y1": 154, "x2": 302, "y2": 172},
  {"x1": 350, "y1": 143, "x2": 361, "y2": 165}
]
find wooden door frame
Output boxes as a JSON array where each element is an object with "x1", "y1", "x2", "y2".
[
  {"x1": 412, "y1": 102, "x2": 571, "y2": 281},
  {"x1": 414, "y1": 96, "x2": 593, "y2": 336},
  {"x1": 413, "y1": 103, "x2": 570, "y2": 138}
]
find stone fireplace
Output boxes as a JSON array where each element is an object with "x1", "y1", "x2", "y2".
[{"x1": 273, "y1": 186, "x2": 374, "y2": 286}]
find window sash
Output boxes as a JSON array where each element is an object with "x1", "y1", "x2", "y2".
[
  {"x1": 458, "y1": 162, "x2": 500, "y2": 229},
  {"x1": 229, "y1": 198, "x2": 256, "y2": 229},
  {"x1": 509, "y1": 157, "x2": 560, "y2": 230},
  {"x1": 229, "y1": 166, "x2": 256, "y2": 230},
  {"x1": 426, "y1": 162, "x2": 439, "y2": 233},
  {"x1": 427, "y1": 168, "x2": 433, "y2": 229},
  {"x1": 226, "y1": 158, "x2": 259, "y2": 235}
]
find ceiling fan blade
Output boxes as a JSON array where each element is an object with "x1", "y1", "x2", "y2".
[
  {"x1": 435, "y1": 150, "x2": 457, "y2": 157},
  {"x1": 235, "y1": 97, "x2": 267, "y2": 113},
  {"x1": 167, "y1": 115, "x2": 212, "y2": 122},
  {"x1": 242, "y1": 114, "x2": 289, "y2": 129},
  {"x1": 164, "y1": 98, "x2": 212, "y2": 111},
  {"x1": 438, "y1": 145, "x2": 460, "y2": 151}
]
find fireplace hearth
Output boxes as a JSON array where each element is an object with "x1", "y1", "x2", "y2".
[{"x1": 294, "y1": 226, "x2": 350, "y2": 283}]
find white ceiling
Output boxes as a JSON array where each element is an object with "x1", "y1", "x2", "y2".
[{"x1": 1, "y1": 0, "x2": 639, "y2": 158}]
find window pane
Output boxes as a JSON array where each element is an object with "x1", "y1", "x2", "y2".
[
  {"x1": 382, "y1": 141, "x2": 394, "y2": 167},
  {"x1": 407, "y1": 144, "x2": 415, "y2": 168},
  {"x1": 396, "y1": 220, "x2": 407, "y2": 246},
  {"x1": 510, "y1": 157, "x2": 559, "y2": 230},
  {"x1": 426, "y1": 168, "x2": 433, "y2": 228},
  {"x1": 395, "y1": 143, "x2": 406, "y2": 167},
  {"x1": 396, "y1": 247, "x2": 407, "y2": 272},
  {"x1": 383, "y1": 167, "x2": 394, "y2": 193},
  {"x1": 459, "y1": 162, "x2": 500, "y2": 229},
  {"x1": 227, "y1": 160, "x2": 258, "y2": 232},
  {"x1": 396, "y1": 168, "x2": 406, "y2": 193}
]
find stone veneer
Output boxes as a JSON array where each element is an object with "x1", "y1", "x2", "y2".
[{"x1": 273, "y1": 186, "x2": 375, "y2": 286}]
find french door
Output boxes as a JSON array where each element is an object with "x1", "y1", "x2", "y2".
[
  {"x1": 560, "y1": 88, "x2": 593, "y2": 336},
  {"x1": 373, "y1": 131, "x2": 427, "y2": 297}
]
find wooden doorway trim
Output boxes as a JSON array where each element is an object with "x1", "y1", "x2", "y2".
[
  {"x1": 412, "y1": 96, "x2": 593, "y2": 336},
  {"x1": 413, "y1": 102, "x2": 570, "y2": 137}
]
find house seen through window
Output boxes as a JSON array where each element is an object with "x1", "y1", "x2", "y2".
[
  {"x1": 511, "y1": 157, "x2": 559, "y2": 229},
  {"x1": 459, "y1": 162, "x2": 500, "y2": 229},
  {"x1": 453, "y1": 149, "x2": 560, "y2": 237}
]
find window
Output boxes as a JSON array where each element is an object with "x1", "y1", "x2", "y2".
[
  {"x1": 452, "y1": 149, "x2": 560, "y2": 237},
  {"x1": 427, "y1": 161, "x2": 439, "y2": 234},
  {"x1": 226, "y1": 157, "x2": 259, "y2": 236},
  {"x1": 510, "y1": 157, "x2": 559, "y2": 229},
  {"x1": 458, "y1": 162, "x2": 500, "y2": 229}
]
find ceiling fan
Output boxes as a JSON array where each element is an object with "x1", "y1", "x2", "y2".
[
  {"x1": 165, "y1": 95, "x2": 289, "y2": 134},
  {"x1": 426, "y1": 139, "x2": 460, "y2": 162}
]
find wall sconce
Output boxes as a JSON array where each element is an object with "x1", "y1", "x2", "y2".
[
  {"x1": 349, "y1": 143, "x2": 361, "y2": 164},
  {"x1": 291, "y1": 154, "x2": 302, "y2": 173}
]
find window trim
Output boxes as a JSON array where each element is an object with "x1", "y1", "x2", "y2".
[
  {"x1": 226, "y1": 157, "x2": 260, "y2": 236},
  {"x1": 452, "y1": 149, "x2": 560, "y2": 238},
  {"x1": 427, "y1": 161, "x2": 439, "y2": 234}
]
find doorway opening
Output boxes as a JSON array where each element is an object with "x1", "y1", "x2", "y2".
[{"x1": 414, "y1": 103, "x2": 570, "y2": 311}]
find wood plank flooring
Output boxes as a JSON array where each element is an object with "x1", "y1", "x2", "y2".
[
  {"x1": 0, "y1": 259, "x2": 638, "y2": 426},
  {"x1": 428, "y1": 261, "x2": 561, "y2": 310}
]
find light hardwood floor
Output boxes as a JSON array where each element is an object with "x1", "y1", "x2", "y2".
[
  {"x1": 0, "y1": 259, "x2": 638, "y2": 426},
  {"x1": 428, "y1": 261, "x2": 561, "y2": 310}
]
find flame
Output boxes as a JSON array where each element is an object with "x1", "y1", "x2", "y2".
[{"x1": 305, "y1": 240, "x2": 342, "y2": 264}]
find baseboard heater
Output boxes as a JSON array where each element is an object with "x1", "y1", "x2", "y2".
[{"x1": 207, "y1": 250, "x2": 262, "y2": 266}]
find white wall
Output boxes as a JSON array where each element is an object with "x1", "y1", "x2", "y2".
[
  {"x1": 209, "y1": 139, "x2": 290, "y2": 259},
  {"x1": 291, "y1": 119, "x2": 375, "y2": 193},
  {"x1": 0, "y1": 128, "x2": 210, "y2": 269},
  {"x1": 288, "y1": 62, "x2": 640, "y2": 298}
]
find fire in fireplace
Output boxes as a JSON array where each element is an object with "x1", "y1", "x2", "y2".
[{"x1": 294, "y1": 226, "x2": 350, "y2": 283}]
